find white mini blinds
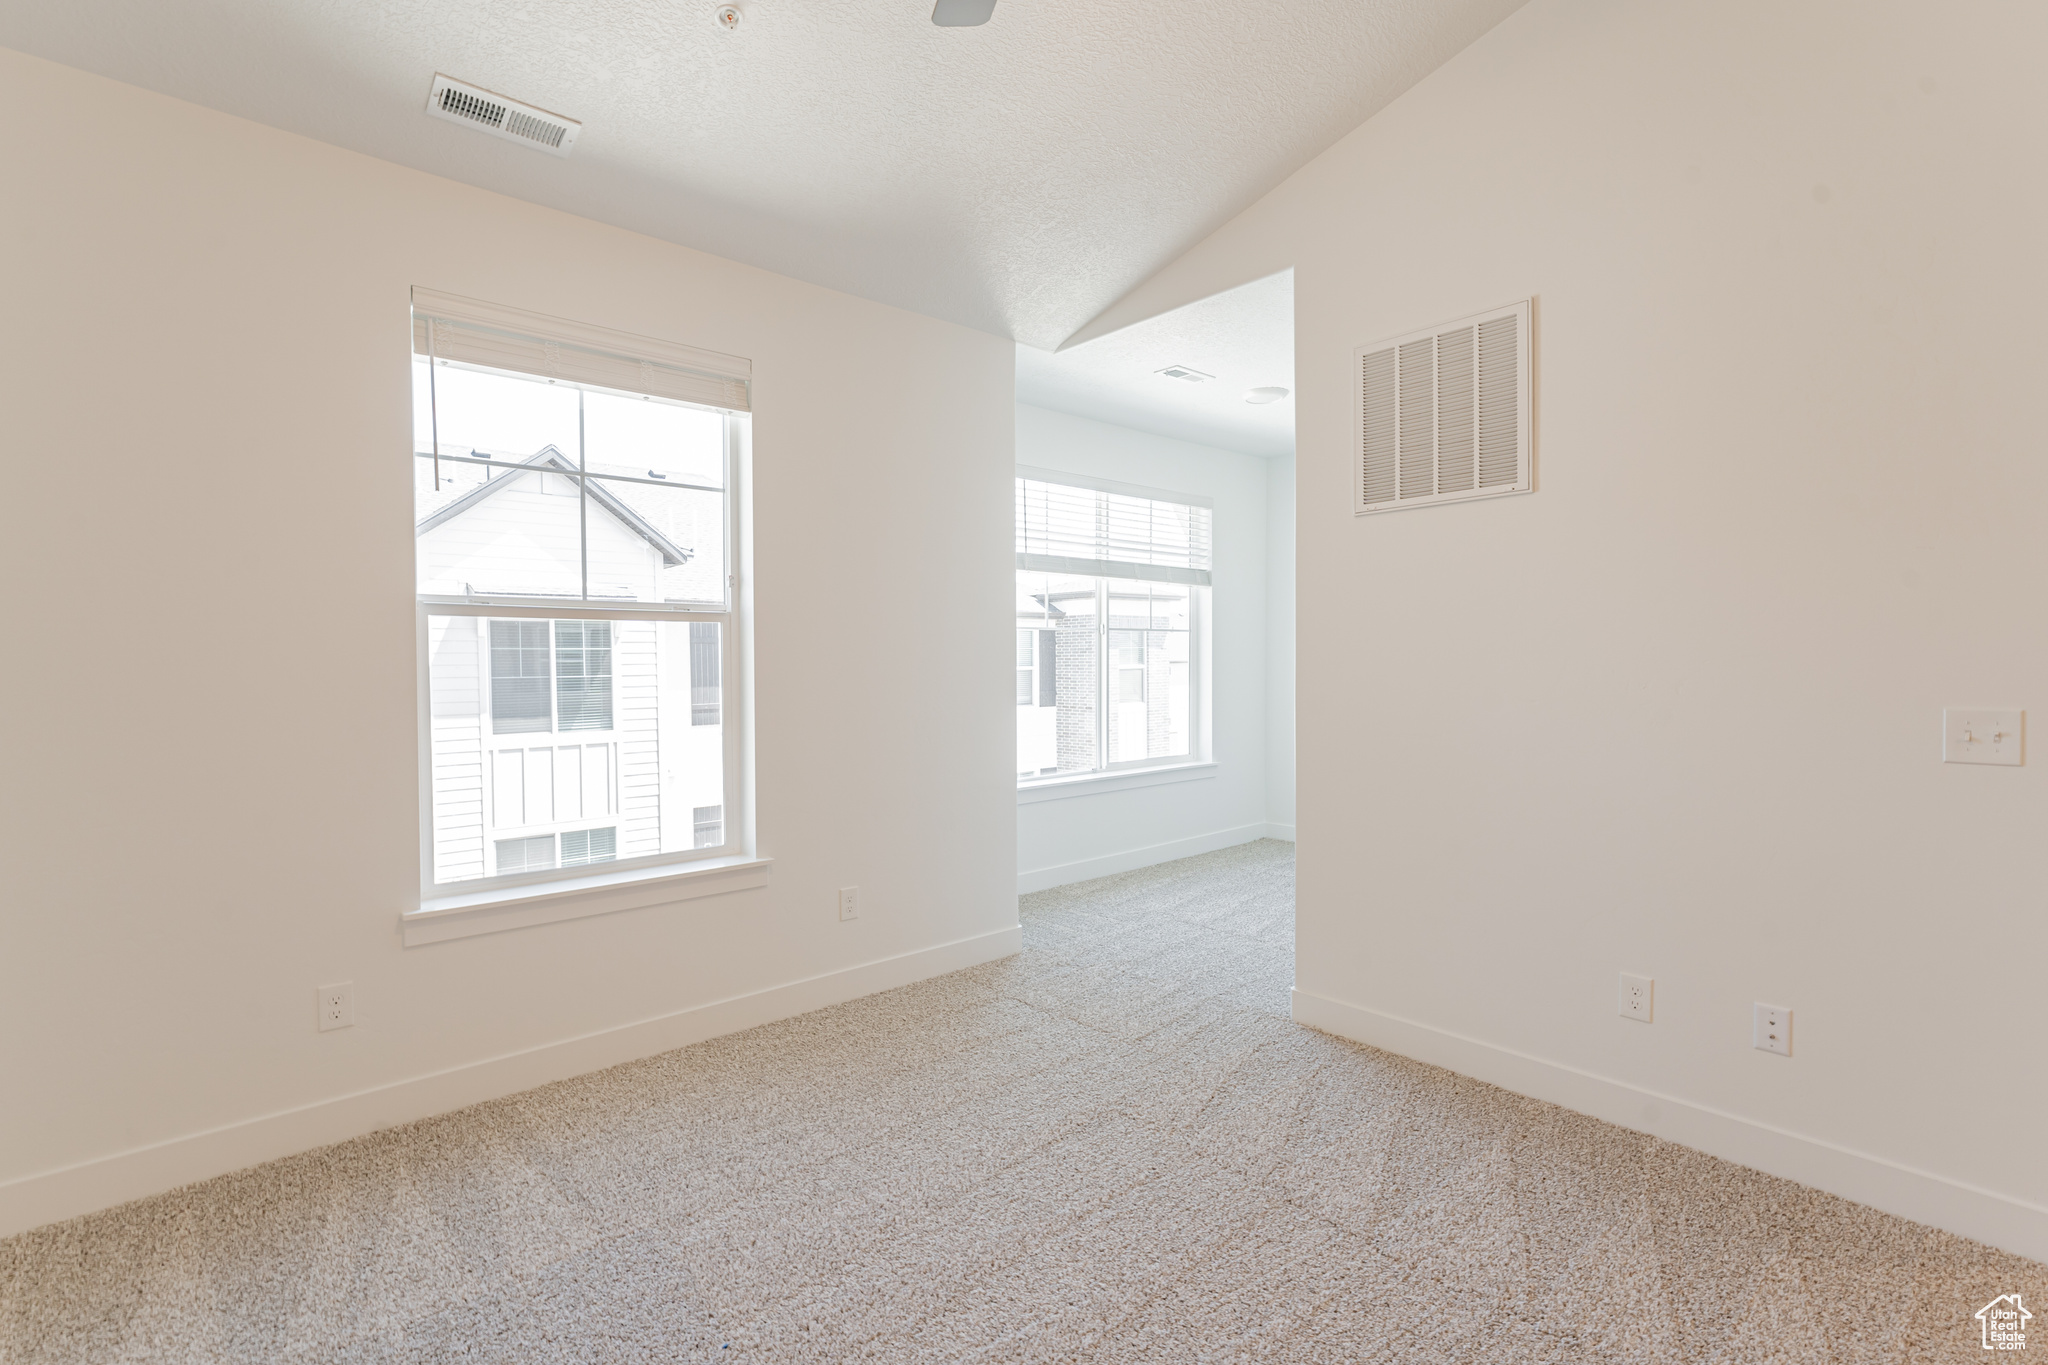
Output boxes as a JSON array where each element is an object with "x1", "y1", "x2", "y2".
[
  {"x1": 1355, "y1": 299, "x2": 1530, "y2": 514},
  {"x1": 411, "y1": 288, "x2": 751, "y2": 412},
  {"x1": 1015, "y1": 469, "x2": 1213, "y2": 586}
]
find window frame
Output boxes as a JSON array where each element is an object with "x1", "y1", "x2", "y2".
[
  {"x1": 414, "y1": 376, "x2": 751, "y2": 906},
  {"x1": 1014, "y1": 469, "x2": 1212, "y2": 790}
]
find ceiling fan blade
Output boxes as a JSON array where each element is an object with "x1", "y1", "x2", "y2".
[{"x1": 932, "y1": 0, "x2": 996, "y2": 26}]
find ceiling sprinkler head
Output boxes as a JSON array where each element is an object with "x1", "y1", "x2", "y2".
[
  {"x1": 716, "y1": 4, "x2": 741, "y2": 30},
  {"x1": 1243, "y1": 387, "x2": 1290, "y2": 405}
]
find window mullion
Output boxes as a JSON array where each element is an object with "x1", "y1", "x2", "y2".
[
  {"x1": 1096, "y1": 577, "x2": 1108, "y2": 775},
  {"x1": 721, "y1": 412, "x2": 741, "y2": 850},
  {"x1": 577, "y1": 388, "x2": 589, "y2": 603},
  {"x1": 428, "y1": 323, "x2": 442, "y2": 491}
]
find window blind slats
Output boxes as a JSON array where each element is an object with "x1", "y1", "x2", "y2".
[
  {"x1": 494, "y1": 834, "x2": 555, "y2": 874},
  {"x1": 490, "y1": 619, "x2": 552, "y2": 734},
  {"x1": 553, "y1": 620, "x2": 614, "y2": 732},
  {"x1": 560, "y1": 826, "x2": 617, "y2": 866},
  {"x1": 1015, "y1": 477, "x2": 1212, "y2": 585}
]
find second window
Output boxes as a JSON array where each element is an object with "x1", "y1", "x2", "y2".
[{"x1": 1015, "y1": 472, "x2": 1211, "y2": 784}]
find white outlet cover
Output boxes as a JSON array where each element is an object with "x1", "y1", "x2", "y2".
[
  {"x1": 318, "y1": 982, "x2": 354, "y2": 1032},
  {"x1": 1753, "y1": 1002, "x2": 1792, "y2": 1056},
  {"x1": 838, "y1": 887, "x2": 859, "y2": 921},
  {"x1": 1943, "y1": 708, "x2": 2022, "y2": 765},
  {"x1": 1618, "y1": 973, "x2": 1653, "y2": 1023}
]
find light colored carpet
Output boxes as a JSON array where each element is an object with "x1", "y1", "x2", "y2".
[{"x1": 2, "y1": 839, "x2": 2040, "y2": 1362}]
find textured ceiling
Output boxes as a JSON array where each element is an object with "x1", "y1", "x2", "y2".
[
  {"x1": 0, "y1": 0, "x2": 1523, "y2": 348},
  {"x1": 1017, "y1": 270, "x2": 1293, "y2": 458}
]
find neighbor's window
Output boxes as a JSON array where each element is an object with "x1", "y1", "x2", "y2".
[
  {"x1": 689, "y1": 621, "x2": 721, "y2": 725},
  {"x1": 413, "y1": 293, "x2": 749, "y2": 892},
  {"x1": 1015, "y1": 471, "x2": 1210, "y2": 783}
]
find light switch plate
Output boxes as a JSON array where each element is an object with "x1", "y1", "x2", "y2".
[{"x1": 1943, "y1": 708, "x2": 2022, "y2": 765}]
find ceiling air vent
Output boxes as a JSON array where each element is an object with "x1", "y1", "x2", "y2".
[
  {"x1": 425, "y1": 75, "x2": 581, "y2": 157},
  {"x1": 1356, "y1": 299, "x2": 1531, "y2": 515},
  {"x1": 1156, "y1": 365, "x2": 1214, "y2": 383}
]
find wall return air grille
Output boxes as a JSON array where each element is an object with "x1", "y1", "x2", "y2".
[
  {"x1": 425, "y1": 75, "x2": 581, "y2": 157},
  {"x1": 1355, "y1": 299, "x2": 1531, "y2": 514}
]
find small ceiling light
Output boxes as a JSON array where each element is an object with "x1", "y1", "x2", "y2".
[
  {"x1": 933, "y1": 0, "x2": 997, "y2": 25},
  {"x1": 716, "y1": 4, "x2": 742, "y2": 30},
  {"x1": 1243, "y1": 386, "x2": 1290, "y2": 405},
  {"x1": 1156, "y1": 365, "x2": 1214, "y2": 384}
]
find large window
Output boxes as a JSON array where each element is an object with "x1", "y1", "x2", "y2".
[
  {"x1": 1015, "y1": 471, "x2": 1210, "y2": 784},
  {"x1": 413, "y1": 291, "x2": 749, "y2": 894}
]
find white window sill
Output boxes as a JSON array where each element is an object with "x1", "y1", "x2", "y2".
[
  {"x1": 1017, "y1": 762, "x2": 1217, "y2": 804},
  {"x1": 405, "y1": 854, "x2": 771, "y2": 946}
]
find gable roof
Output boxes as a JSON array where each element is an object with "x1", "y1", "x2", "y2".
[
  {"x1": 416, "y1": 446, "x2": 691, "y2": 567},
  {"x1": 1018, "y1": 592, "x2": 1066, "y2": 620}
]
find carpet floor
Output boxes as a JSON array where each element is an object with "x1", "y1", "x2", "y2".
[{"x1": 2, "y1": 839, "x2": 2040, "y2": 1362}]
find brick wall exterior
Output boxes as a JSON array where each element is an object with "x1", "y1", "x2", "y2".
[
  {"x1": 1055, "y1": 616, "x2": 1096, "y2": 772},
  {"x1": 1052, "y1": 596, "x2": 1187, "y2": 771}
]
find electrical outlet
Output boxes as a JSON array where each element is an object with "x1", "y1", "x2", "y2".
[
  {"x1": 1754, "y1": 1002, "x2": 1792, "y2": 1056},
  {"x1": 317, "y1": 982, "x2": 353, "y2": 1032},
  {"x1": 1618, "y1": 973, "x2": 1653, "y2": 1023},
  {"x1": 838, "y1": 886, "x2": 859, "y2": 921}
]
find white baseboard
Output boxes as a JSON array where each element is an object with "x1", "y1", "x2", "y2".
[
  {"x1": 1263, "y1": 822, "x2": 1295, "y2": 842},
  {"x1": 1291, "y1": 987, "x2": 2048, "y2": 1264},
  {"x1": 1018, "y1": 822, "x2": 1273, "y2": 894},
  {"x1": 0, "y1": 926, "x2": 1023, "y2": 1240}
]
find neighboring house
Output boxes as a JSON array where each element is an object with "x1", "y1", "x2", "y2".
[
  {"x1": 420, "y1": 446, "x2": 724, "y2": 882},
  {"x1": 1018, "y1": 585, "x2": 1190, "y2": 779},
  {"x1": 1016, "y1": 592, "x2": 1062, "y2": 777},
  {"x1": 417, "y1": 444, "x2": 696, "y2": 603}
]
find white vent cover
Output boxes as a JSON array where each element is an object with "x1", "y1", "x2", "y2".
[
  {"x1": 1355, "y1": 299, "x2": 1530, "y2": 514},
  {"x1": 425, "y1": 75, "x2": 581, "y2": 157}
]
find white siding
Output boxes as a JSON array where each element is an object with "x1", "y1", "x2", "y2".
[
  {"x1": 489, "y1": 741, "x2": 616, "y2": 828},
  {"x1": 616, "y1": 620, "x2": 662, "y2": 856},
  {"x1": 426, "y1": 614, "x2": 485, "y2": 882},
  {"x1": 655, "y1": 624, "x2": 728, "y2": 851}
]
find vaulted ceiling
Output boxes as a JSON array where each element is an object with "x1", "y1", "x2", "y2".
[
  {"x1": 1017, "y1": 270, "x2": 1294, "y2": 457},
  {"x1": 0, "y1": 0, "x2": 1524, "y2": 349}
]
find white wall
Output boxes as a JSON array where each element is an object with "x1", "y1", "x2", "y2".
[
  {"x1": 1015, "y1": 405, "x2": 1276, "y2": 890},
  {"x1": 0, "y1": 49, "x2": 1018, "y2": 1235},
  {"x1": 1264, "y1": 453, "x2": 1296, "y2": 838},
  {"x1": 1068, "y1": 0, "x2": 2048, "y2": 1259}
]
